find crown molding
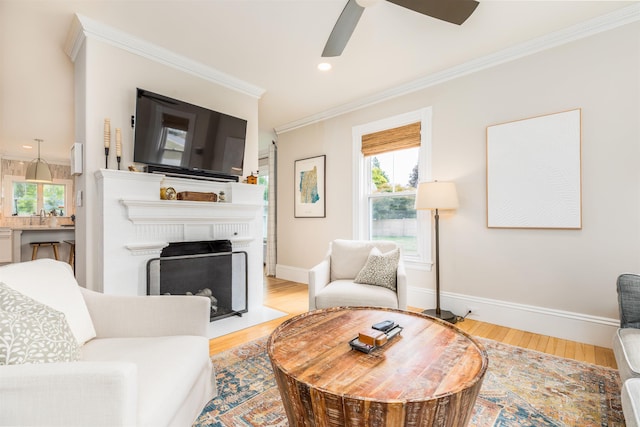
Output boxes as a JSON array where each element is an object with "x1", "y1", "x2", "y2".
[
  {"x1": 275, "y1": 3, "x2": 640, "y2": 135},
  {"x1": 64, "y1": 14, "x2": 265, "y2": 99}
]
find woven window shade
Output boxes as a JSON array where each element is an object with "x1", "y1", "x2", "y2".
[{"x1": 361, "y1": 122, "x2": 421, "y2": 157}]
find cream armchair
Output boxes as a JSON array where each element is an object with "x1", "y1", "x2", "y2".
[
  {"x1": 308, "y1": 239, "x2": 407, "y2": 311},
  {"x1": 0, "y1": 259, "x2": 216, "y2": 427}
]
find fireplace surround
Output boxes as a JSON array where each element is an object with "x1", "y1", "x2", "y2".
[
  {"x1": 95, "y1": 169, "x2": 264, "y2": 316},
  {"x1": 147, "y1": 240, "x2": 248, "y2": 321}
]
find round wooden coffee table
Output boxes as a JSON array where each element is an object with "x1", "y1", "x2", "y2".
[{"x1": 267, "y1": 307, "x2": 488, "y2": 427}]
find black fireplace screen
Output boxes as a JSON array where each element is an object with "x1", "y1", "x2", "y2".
[{"x1": 146, "y1": 240, "x2": 247, "y2": 321}]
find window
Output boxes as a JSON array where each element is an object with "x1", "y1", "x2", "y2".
[
  {"x1": 3, "y1": 175, "x2": 73, "y2": 217},
  {"x1": 258, "y1": 156, "x2": 270, "y2": 242},
  {"x1": 353, "y1": 107, "x2": 433, "y2": 266},
  {"x1": 367, "y1": 148, "x2": 420, "y2": 256},
  {"x1": 258, "y1": 174, "x2": 269, "y2": 241}
]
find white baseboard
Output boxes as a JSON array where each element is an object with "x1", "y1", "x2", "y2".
[
  {"x1": 408, "y1": 287, "x2": 619, "y2": 348},
  {"x1": 276, "y1": 264, "x2": 309, "y2": 284},
  {"x1": 275, "y1": 264, "x2": 619, "y2": 348}
]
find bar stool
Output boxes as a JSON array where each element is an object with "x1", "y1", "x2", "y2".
[
  {"x1": 64, "y1": 240, "x2": 75, "y2": 270},
  {"x1": 30, "y1": 241, "x2": 60, "y2": 261}
]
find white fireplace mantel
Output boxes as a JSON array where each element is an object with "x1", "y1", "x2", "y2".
[
  {"x1": 96, "y1": 169, "x2": 264, "y2": 311},
  {"x1": 121, "y1": 199, "x2": 261, "y2": 224}
]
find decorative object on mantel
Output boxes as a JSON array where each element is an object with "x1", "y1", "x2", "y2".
[
  {"x1": 246, "y1": 171, "x2": 258, "y2": 185},
  {"x1": 177, "y1": 191, "x2": 217, "y2": 202},
  {"x1": 218, "y1": 191, "x2": 226, "y2": 202},
  {"x1": 115, "y1": 128, "x2": 122, "y2": 170},
  {"x1": 25, "y1": 138, "x2": 53, "y2": 183},
  {"x1": 104, "y1": 118, "x2": 110, "y2": 168},
  {"x1": 128, "y1": 165, "x2": 140, "y2": 172},
  {"x1": 160, "y1": 187, "x2": 177, "y2": 200}
]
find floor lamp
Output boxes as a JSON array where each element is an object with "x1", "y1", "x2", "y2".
[{"x1": 415, "y1": 181, "x2": 459, "y2": 323}]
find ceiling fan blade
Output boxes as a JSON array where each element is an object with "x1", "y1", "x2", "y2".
[
  {"x1": 322, "y1": 0, "x2": 365, "y2": 57},
  {"x1": 386, "y1": 0, "x2": 479, "y2": 25}
]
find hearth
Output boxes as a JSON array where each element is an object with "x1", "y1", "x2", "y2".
[{"x1": 147, "y1": 240, "x2": 247, "y2": 321}]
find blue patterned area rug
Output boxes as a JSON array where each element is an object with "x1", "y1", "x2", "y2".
[{"x1": 194, "y1": 337, "x2": 624, "y2": 427}]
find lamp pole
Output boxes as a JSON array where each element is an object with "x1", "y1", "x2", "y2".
[{"x1": 434, "y1": 208, "x2": 441, "y2": 316}]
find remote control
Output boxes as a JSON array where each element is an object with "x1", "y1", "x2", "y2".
[{"x1": 372, "y1": 320, "x2": 397, "y2": 333}]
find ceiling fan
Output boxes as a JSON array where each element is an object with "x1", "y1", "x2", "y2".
[{"x1": 322, "y1": 0, "x2": 479, "y2": 57}]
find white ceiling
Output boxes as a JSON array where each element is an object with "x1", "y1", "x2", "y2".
[{"x1": 0, "y1": 0, "x2": 637, "y2": 161}]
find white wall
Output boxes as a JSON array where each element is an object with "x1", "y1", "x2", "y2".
[
  {"x1": 70, "y1": 33, "x2": 259, "y2": 292},
  {"x1": 276, "y1": 22, "x2": 640, "y2": 345}
]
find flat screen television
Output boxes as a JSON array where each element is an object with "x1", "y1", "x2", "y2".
[{"x1": 133, "y1": 88, "x2": 247, "y2": 181}]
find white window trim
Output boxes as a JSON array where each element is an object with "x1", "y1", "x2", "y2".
[
  {"x1": 352, "y1": 107, "x2": 433, "y2": 269},
  {"x1": 2, "y1": 175, "x2": 73, "y2": 218}
]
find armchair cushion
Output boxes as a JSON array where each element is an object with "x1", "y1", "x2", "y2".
[
  {"x1": 0, "y1": 283, "x2": 80, "y2": 365},
  {"x1": 0, "y1": 259, "x2": 96, "y2": 345},
  {"x1": 614, "y1": 327, "x2": 640, "y2": 382},
  {"x1": 315, "y1": 280, "x2": 400, "y2": 309},
  {"x1": 354, "y1": 247, "x2": 400, "y2": 291}
]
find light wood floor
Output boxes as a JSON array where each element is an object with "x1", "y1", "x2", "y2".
[{"x1": 209, "y1": 276, "x2": 617, "y2": 369}]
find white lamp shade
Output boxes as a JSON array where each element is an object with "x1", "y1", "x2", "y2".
[
  {"x1": 25, "y1": 159, "x2": 53, "y2": 182},
  {"x1": 415, "y1": 181, "x2": 459, "y2": 210}
]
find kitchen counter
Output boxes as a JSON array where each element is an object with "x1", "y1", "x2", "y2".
[
  {"x1": 12, "y1": 226, "x2": 75, "y2": 263},
  {"x1": 11, "y1": 225, "x2": 75, "y2": 231}
]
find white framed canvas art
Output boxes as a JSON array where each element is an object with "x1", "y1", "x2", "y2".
[{"x1": 486, "y1": 109, "x2": 582, "y2": 229}]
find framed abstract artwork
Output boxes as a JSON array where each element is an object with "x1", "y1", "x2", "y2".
[
  {"x1": 486, "y1": 109, "x2": 582, "y2": 229},
  {"x1": 294, "y1": 155, "x2": 326, "y2": 218}
]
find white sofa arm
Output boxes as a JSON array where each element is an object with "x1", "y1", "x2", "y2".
[
  {"x1": 396, "y1": 259, "x2": 408, "y2": 310},
  {"x1": 308, "y1": 256, "x2": 331, "y2": 310},
  {"x1": 80, "y1": 287, "x2": 210, "y2": 338},
  {"x1": 0, "y1": 362, "x2": 137, "y2": 427}
]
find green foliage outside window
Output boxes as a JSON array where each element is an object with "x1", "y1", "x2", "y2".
[
  {"x1": 44, "y1": 184, "x2": 65, "y2": 214},
  {"x1": 370, "y1": 153, "x2": 418, "y2": 220},
  {"x1": 13, "y1": 183, "x2": 37, "y2": 216},
  {"x1": 12, "y1": 182, "x2": 65, "y2": 216},
  {"x1": 368, "y1": 148, "x2": 420, "y2": 256},
  {"x1": 258, "y1": 176, "x2": 268, "y2": 202},
  {"x1": 371, "y1": 195, "x2": 416, "y2": 220}
]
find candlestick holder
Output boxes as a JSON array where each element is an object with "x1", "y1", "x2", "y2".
[
  {"x1": 117, "y1": 156, "x2": 121, "y2": 170},
  {"x1": 105, "y1": 147, "x2": 110, "y2": 169}
]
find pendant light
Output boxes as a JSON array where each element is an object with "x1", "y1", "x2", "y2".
[{"x1": 25, "y1": 138, "x2": 53, "y2": 182}]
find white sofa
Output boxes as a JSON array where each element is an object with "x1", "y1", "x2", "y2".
[
  {"x1": 0, "y1": 259, "x2": 216, "y2": 427},
  {"x1": 308, "y1": 239, "x2": 407, "y2": 311}
]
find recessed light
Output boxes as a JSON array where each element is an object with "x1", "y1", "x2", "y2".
[
  {"x1": 318, "y1": 62, "x2": 332, "y2": 71},
  {"x1": 22, "y1": 145, "x2": 33, "y2": 149}
]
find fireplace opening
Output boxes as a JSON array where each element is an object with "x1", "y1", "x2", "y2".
[{"x1": 146, "y1": 240, "x2": 248, "y2": 322}]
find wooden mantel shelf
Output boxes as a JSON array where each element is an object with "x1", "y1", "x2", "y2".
[{"x1": 120, "y1": 199, "x2": 262, "y2": 224}]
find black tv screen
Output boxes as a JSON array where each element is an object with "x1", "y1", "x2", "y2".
[{"x1": 133, "y1": 89, "x2": 247, "y2": 179}]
